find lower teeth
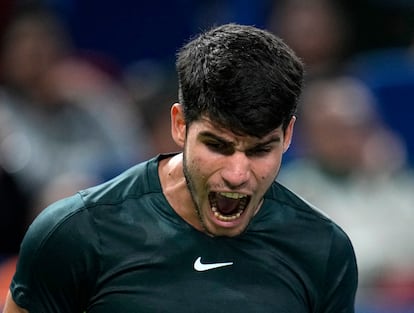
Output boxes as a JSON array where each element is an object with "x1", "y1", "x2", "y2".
[{"x1": 212, "y1": 206, "x2": 243, "y2": 221}]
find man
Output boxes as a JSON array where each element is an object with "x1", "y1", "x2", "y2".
[{"x1": 4, "y1": 23, "x2": 357, "y2": 313}]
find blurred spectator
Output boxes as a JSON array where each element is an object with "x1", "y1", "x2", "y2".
[
  {"x1": 123, "y1": 59, "x2": 180, "y2": 154},
  {"x1": 346, "y1": 45, "x2": 414, "y2": 167},
  {"x1": 124, "y1": 62, "x2": 183, "y2": 155},
  {"x1": 277, "y1": 76, "x2": 414, "y2": 310},
  {"x1": 267, "y1": 0, "x2": 352, "y2": 79},
  {"x1": 0, "y1": 7, "x2": 151, "y2": 218}
]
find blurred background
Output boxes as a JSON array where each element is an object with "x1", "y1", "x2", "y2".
[{"x1": 0, "y1": 0, "x2": 413, "y2": 312}]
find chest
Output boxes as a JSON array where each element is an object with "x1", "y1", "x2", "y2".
[{"x1": 87, "y1": 228, "x2": 315, "y2": 313}]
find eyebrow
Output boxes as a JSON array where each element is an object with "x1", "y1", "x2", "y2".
[
  {"x1": 253, "y1": 136, "x2": 281, "y2": 147},
  {"x1": 198, "y1": 131, "x2": 230, "y2": 144},
  {"x1": 198, "y1": 131, "x2": 281, "y2": 148}
]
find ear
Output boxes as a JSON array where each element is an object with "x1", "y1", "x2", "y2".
[
  {"x1": 171, "y1": 103, "x2": 186, "y2": 148},
  {"x1": 283, "y1": 116, "x2": 296, "y2": 153}
]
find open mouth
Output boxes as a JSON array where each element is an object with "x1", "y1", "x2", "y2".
[{"x1": 208, "y1": 192, "x2": 250, "y2": 221}]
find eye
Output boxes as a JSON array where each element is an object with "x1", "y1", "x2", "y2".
[
  {"x1": 246, "y1": 146, "x2": 272, "y2": 157},
  {"x1": 204, "y1": 141, "x2": 234, "y2": 155}
]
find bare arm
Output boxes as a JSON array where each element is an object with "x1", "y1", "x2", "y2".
[{"x1": 3, "y1": 291, "x2": 28, "y2": 313}]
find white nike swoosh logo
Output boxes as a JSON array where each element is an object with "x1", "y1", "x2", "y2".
[{"x1": 193, "y1": 257, "x2": 233, "y2": 272}]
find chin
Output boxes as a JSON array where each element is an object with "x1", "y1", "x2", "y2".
[{"x1": 202, "y1": 210, "x2": 251, "y2": 237}]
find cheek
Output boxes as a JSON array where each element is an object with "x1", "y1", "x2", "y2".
[
  {"x1": 260, "y1": 171, "x2": 277, "y2": 184},
  {"x1": 185, "y1": 150, "x2": 210, "y2": 181},
  {"x1": 188, "y1": 152, "x2": 205, "y2": 170},
  {"x1": 188, "y1": 145, "x2": 219, "y2": 170},
  {"x1": 257, "y1": 157, "x2": 282, "y2": 182}
]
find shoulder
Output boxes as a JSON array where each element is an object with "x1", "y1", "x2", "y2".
[
  {"x1": 272, "y1": 180, "x2": 358, "y2": 272},
  {"x1": 79, "y1": 156, "x2": 161, "y2": 206},
  {"x1": 22, "y1": 193, "x2": 87, "y2": 249},
  {"x1": 19, "y1": 156, "x2": 161, "y2": 259},
  {"x1": 265, "y1": 180, "x2": 332, "y2": 222},
  {"x1": 263, "y1": 180, "x2": 356, "y2": 261},
  {"x1": 11, "y1": 192, "x2": 99, "y2": 310},
  {"x1": 10, "y1": 157, "x2": 162, "y2": 310},
  {"x1": 264, "y1": 182, "x2": 358, "y2": 309},
  {"x1": 16, "y1": 193, "x2": 95, "y2": 276}
]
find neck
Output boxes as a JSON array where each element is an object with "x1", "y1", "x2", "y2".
[{"x1": 158, "y1": 153, "x2": 203, "y2": 231}]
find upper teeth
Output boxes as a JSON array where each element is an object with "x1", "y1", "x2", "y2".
[{"x1": 219, "y1": 192, "x2": 247, "y2": 199}]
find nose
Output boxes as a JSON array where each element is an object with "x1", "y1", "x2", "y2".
[{"x1": 221, "y1": 152, "x2": 251, "y2": 188}]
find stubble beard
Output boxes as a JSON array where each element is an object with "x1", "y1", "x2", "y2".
[{"x1": 182, "y1": 151, "x2": 213, "y2": 236}]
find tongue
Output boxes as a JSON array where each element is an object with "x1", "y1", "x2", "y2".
[{"x1": 216, "y1": 193, "x2": 240, "y2": 215}]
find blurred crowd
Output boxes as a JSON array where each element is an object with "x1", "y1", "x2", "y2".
[{"x1": 1, "y1": 1, "x2": 414, "y2": 312}]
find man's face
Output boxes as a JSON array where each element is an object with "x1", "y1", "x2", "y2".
[{"x1": 174, "y1": 107, "x2": 294, "y2": 237}]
